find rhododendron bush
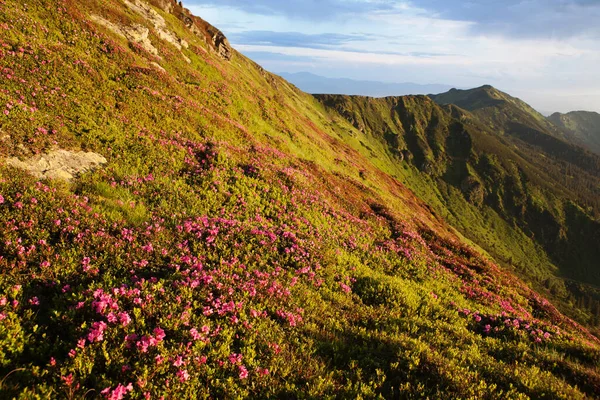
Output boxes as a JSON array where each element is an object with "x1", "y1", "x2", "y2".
[{"x1": 0, "y1": 0, "x2": 599, "y2": 398}]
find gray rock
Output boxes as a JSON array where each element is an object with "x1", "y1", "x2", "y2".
[{"x1": 5, "y1": 150, "x2": 107, "y2": 181}]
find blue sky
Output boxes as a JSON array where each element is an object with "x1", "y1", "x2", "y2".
[{"x1": 185, "y1": 0, "x2": 600, "y2": 112}]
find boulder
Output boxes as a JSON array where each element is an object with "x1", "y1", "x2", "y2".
[{"x1": 5, "y1": 150, "x2": 107, "y2": 181}]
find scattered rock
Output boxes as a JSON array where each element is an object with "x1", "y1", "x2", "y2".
[
  {"x1": 150, "y1": 61, "x2": 166, "y2": 72},
  {"x1": 124, "y1": 24, "x2": 159, "y2": 55},
  {"x1": 90, "y1": 14, "x2": 160, "y2": 57},
  {"x1": 5, "y1": 150, "x2": 107, "y2": 181},
  {"x1": 124, "y1": 0, "x2": 189, "y2": 51},
  {"x1": 91, "y1": 0, "x2": 232, "y2": 62}
]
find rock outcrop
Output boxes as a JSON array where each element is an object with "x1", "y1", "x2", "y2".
[
  {"x1": 5, "y1": 150, "x2": 107, "y2": 181},
  {"x1": 90, "y1": 14, "x2": 160, "y2": 57},
  {"x1": 90, "y1": 0, "x2": 230, "y2": 63},
  {"x1": 147, "y1": 0, "x2": 232, "y2": 60},
  {"x1": 124, "y1": 0, "x2": 189, "y2": 51}
]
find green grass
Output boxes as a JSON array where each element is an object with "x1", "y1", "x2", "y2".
[{"x1": 0, "y1": 0, "x2": 599, "y2": 398}]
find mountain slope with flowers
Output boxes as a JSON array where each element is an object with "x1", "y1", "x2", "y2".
[
  {"x1": 314, "y1": 93, "x2": 600, "y2": 329},
  {"x1": 1, "y1": 0, "x2": 600, "y2": 398}
]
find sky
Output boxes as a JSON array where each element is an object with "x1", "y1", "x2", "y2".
[{"x1": 184, "y1": 0, "x2": 600, "y2": 113}]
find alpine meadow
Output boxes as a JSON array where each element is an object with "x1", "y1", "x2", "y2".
[{"x1": 0, "y1": 0, "x2": 599, "y2": 399}]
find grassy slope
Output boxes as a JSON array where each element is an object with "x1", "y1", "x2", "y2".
[
  {"x1": 314, "y1": 94, "x2": 600, "y2": 329},
  {"x1": 1, "y1": 0, "x2": 600, "y2": 398},
  {"x1": 430, "y1": 86, "x2": 563, "y2": 138},
  {"x1": 548, "y1": 111, "x2": 600, "y2": 156}
]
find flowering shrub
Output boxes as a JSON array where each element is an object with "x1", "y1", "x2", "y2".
[{"x1": 0, "y1": 0, "x2": 599, "y2": 398}]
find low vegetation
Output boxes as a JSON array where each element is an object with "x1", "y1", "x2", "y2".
[{"x1": 1, "y1": 0, "x2": 599, "y2": 398}]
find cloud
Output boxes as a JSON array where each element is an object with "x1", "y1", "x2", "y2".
[
  {"x1": 230, "y1": 31, "x2": 461, "y2": 58},
  {"x1": 235, "y1": 45, "x2": 472, "y2": 66},
  {"x1": 238, "y1": 51, "x2": 313, "y2": 62},
  {"x1": 229, "y1": 31, "x2": 373, "y2": 49},
  {"x1": 411, "y1": 0, "x2": 600, "y2": 39},
  {"x1": 185, "y1": 0, "x2": 397, "y2": 20}
]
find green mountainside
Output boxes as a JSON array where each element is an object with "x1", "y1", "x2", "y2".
[
  {"x1": 1, "y1": 0, "x2": 600, "y2": 398},
  {"x1": 314, "y1": 94, "x2": 600, "y2": 326},
  {"x1": 548, "y1": 111, "x2": 600, "y2": 156},
  {"x1": 429, "y1": 86, "x2": 564, "y2": 138}
]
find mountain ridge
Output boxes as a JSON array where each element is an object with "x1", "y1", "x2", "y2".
[{"x1": 548, "y1": 110, "x2": 600, "y2": 155}]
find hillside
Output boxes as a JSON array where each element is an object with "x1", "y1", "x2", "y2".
[
  {"x1": 1, "y1": 0, "x2": 600, "y2": 398},
  {"x1": 314, "y1": 93, "x2": 600, "y2": 329},
  {"x1": 429, "y1": 86, "x2": 563, "y2": 138},
  {"x1": 430, "y1": 87, "x2": 600, "y2": 178},
  {"x1": 548, "y1": 111, "x2": 600, "y2": 155}
]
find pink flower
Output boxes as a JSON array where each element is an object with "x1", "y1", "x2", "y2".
[
  {"x1": 256, "y1": 367, "x2": 270, "y2": 376},
  {"x1": 197, "y1": 355, "x2": 207, "y2": 365},
  {"x1": 118, "y1": 312, "x2": 132, "y2": 327},
  {"x1": 189, "y1": 328, "x2": 202, "y2": 340},
  {"x1": 173, "y1": 356, "x2": 185, "y2": 367},
  {"x1": 339, "y1": 283, "x2": 351, "y2": 293},
  {"x1": 228, "y1": 353, "x2": 242, "y2": 364},
  {"x1": 87, "y1": 321, "x2": 108, "y2": 342},
  {"x1": 153, "y1": 327, "x2": 166, "y2": 341},
  {"x1": 61, "y1": 374, "x2": 74, "y2": 386},
  {"x1": 177, "y1": 369, "x2": 190, "y2": 382},
  {"x1": 0, "y1": 195, "x2": 4, "y2": 203},
  {"x1": 238, "y1": 365, "x2": 249, "y2": 379},
  {"x1": 101, "y1": 383, "x2": 133, "y2": 400}
]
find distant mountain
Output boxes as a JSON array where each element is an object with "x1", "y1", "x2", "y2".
[
  {"x1": 279, "y1": 72, "x2": 454, "y2": 97},
  {"x1": 430, "y1": 85, "x2": 566, "y2": 139},
  {"x1": 548, "y1": 111, "x2": 600, "y2": 156},
  {"x1": 429, "y1": 86, "x2": 600, "y2": 175}
]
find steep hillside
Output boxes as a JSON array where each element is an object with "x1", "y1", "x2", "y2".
[
  {"x1": 430, "y1": 86, "x2": 563, "y2": 138},
  {"x1": 548, "y1": 111, "x2": 600, "y2": 155},
  {"x1": 315, "y1": 94, "x2": 600, "y2": 328},
  {"x1": 1, "y1": 0, "x2": 600, "y2": 398},
  {"x1": 430, "y1": 87, "x2": 600, "y2": 179}
]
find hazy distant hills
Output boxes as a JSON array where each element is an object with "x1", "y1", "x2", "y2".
[
  {"x1": 548, "y1": 111, "x2": 600, "y2": 156},
  {"x1": 279, "y1": 71, "x2": 455, "y2": 97}
]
